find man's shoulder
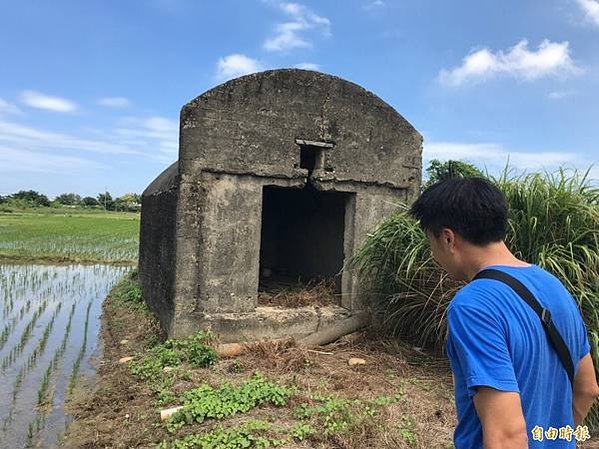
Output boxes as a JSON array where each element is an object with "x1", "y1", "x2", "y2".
[
  {"x1": 449, "y1": 265, "x2": 576, "y2": 320},
  {"x1": 449, "y1": 280, "x2": 498, "y2": 311}
]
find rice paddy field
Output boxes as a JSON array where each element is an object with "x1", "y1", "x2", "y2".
[
  {"x1": 0, "y1": 211, "x2": 139, "y2": 264},
  {"x1": 0, "y1": 264, "x2": 129, "y2": 448},
  {"x1": 0, "y1": 209, "x2": 139, "y2": 448}
]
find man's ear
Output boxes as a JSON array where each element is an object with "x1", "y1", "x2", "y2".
[{"x1": 440, "y1": 228, "x2": 457, "y2": 252}]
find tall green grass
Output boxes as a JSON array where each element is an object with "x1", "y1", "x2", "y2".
[{"x1": 352, "y1": 168, "x2": 599, "y2": 427}]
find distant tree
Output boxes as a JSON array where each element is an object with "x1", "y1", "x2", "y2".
[
  {"x1": 97, "y1": 192, "x2": 113, "y2": 210},
  {"x1": 116, "y1": 192, "x2": 141, "y2": 212},
  {"x1": 11, "y1": 190, "x2": 50, "y2": 207},
  {"x1": 119, "y1": 192, "x2": 141, "y2": 204},
  {"x1": 82, "y1": 196, "x2": 99, "y2": 207},
  {"x1": 55, "y1": 193, "x2": 82, "y2": 206},
  {"x1": 423, "y1": 159, "x2": 484, "y2": 189}
]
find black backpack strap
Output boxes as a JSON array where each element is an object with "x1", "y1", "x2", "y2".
[{"x1": 473, "y1": 268, "x2": 575, "y2": 388}]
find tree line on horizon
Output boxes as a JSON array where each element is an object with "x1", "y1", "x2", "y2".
[
  {"x1": 0, "y1": 190, "x2": 141, "y2": 212},
  {"x1": 0, "y1": 160, "x2": 483, "y2": 214}
]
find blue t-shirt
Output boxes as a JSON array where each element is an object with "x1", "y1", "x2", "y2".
[{"x1": 446, "y1": 264, "x2": 590, "y2": 449}]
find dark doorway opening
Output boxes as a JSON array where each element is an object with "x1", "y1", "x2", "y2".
[{"x1": 258, "y1": 184, "x2": 350, "y2": 303}]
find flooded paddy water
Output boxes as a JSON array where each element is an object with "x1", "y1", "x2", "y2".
[{"x1": 0, "y1": 264, "x2": 128, "y2": 449}]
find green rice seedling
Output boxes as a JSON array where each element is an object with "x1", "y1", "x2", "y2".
[
  {"x1": 0, "y1": 211, "x2": 139, "y2": 264},
  {"x1": 25, "y1": 421, "x2": 35, "y2": 448},
  {"x1": 0, "y1": 317, "x2": 17, "y2": 351},
  {"x1": 25, "y1": 310, "x2": 57, "y2": 373},
  {"x1": 0, "y1": 263, "x2": 129, "y2": 443},
  {"x1": 11, "y1": 372, "x2": 22, "y2": 401},
  {"x1": 24, "y1": 411, "x2": 45, "y2": 448},
  {"x1": 1, "y1": 300, "x2": 49, "y2": 371},
  {"x1": 68, "y1": 300, "x2": 92, "y2": 394},
  {"x1": 37, "y1": 361, "x2": 54, "y2": 406},
  {"x1": 2, "y1": 408, "x2": 13, "y2": 432},
  {"x1": 37, "y1": 302, "x2": 77, "y2": 406}
]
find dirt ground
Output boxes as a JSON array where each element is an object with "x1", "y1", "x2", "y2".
[{"x1": 60, "y1": 286, "x2": 599, "y2": 449}]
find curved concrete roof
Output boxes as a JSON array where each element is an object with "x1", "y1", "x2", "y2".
[
  {"x1": 183, "y1": 68, "x2": 418, "y2": 135},
  {"x1": 142, "y1": 161, "x2": 178, "y2": 197},
  {"x1": 177, "y1": 69, "x2": 421, "y2": 187}
]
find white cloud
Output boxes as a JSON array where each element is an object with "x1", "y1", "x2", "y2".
[
  {"x1": 425, "y1": 141, "x2": 577, "y2": 167},
  {"x1": 439, "y1": 39, "x2": 580, "y2": 86},
  {"x1": 576, "y1": 0, "x2": 599, "y2": 26},
  {"x1": 0, "y1": 98, "x2": 22, "y2": 116},
  {"x1": 422, "y1": 141, "x2": 598, "y2": 180},
  {"x1": 548, "y1": 90, "x2": 576, "y2": 99},
  {"x1": 0, "y1": 114, "x2": 179, "y2": 175},
  {"x1": 263, "y1": 2, "x2": 331, "y2": 52},
  {"x1": 98, "y1": 97, "x2": 131, "y2": 108},
  {"x1": 20, "y1": 90, "x2": 78, "y2": 113},
  {"x1": 0, "y1": 146, "x2": 102, "y2": 174},
  {"x1": 294, "y1": 62, "x2": 321, "y2": 70},
  {"x1": 216, "y1": 54, "x2": 262, "y2": 80},
  {"x1": 363, "y1": 0, "x2": 386, "y2": 10},
  {"x1": 0, "y1": 120, "x2": 140, "y2": 155},
  {"x1": 115, "y1": 116, "x2": 179, "y2": 158}
]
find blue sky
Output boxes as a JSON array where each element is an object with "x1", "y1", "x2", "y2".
[{"x1": 1, "y1": 0, "x2": 598, "y2": 198}]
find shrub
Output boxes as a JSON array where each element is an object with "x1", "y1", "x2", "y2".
[
  {"x1": 423, "y1": 159, "x2": 483, "y2": 189},
  {"x1": 352, "y1": 167, "x2": 599, "y2": 428}
]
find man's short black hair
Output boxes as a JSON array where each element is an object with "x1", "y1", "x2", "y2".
[{"x1": 409, "y1": 177, "x2": 508, "y2": 246}]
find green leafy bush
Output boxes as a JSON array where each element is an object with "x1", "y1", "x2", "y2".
[{"x1": 423, "y1": 159, "x2": 483, "y2": 189}]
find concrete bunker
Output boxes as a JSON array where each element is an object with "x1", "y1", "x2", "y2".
[{"x1": 139, "y1": 69, "x2": 422, "y2": 343}]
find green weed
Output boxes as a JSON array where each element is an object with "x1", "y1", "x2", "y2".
[
  {"x1": 166, "y1": 373, "x2": 296, "y2": 432},
  {"x1": 159, "y1": 420, "x2": 287, "y2": 449}
]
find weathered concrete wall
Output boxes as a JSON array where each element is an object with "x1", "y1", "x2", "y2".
[
  {"x1": 195, "y1": 172, "x2": 263, "y2": 314},
  {"x1": 141, "y1": 69, "x2": 422, "y2": 340},
  {"x1": 139, "y1": 162, "x2": 179, "y2": 335},
  {"x1": 180, "y1": 172, "x2": 308, "y2": 316},
  {"x1": 349, "y1": 186, "x2": 410, "y2": 310},
  {"x1": 179, "y1": 69, "x2": 421, "y2": 193},
  {"x1": 313, "y1": 179, "x2": 412, "y2": 310}
]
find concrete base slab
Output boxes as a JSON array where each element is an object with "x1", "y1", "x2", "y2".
[{"x1": 195, "y1": 305, "x2": 365, "y2": 343}]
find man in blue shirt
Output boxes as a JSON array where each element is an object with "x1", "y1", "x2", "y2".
[{"x1": 409, "y1": 177, "x2": 599, "y2": 448}]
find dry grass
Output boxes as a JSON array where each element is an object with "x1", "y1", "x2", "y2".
[
  {"x1": 258, "y1": 278, "x2": 340, "y2": 308},
  {"x1": 62, "y1": 289, "x2": 459, "y2": 449},
  {"x1": 74, "y1": 276, "x2": 599, "y2": 448}
]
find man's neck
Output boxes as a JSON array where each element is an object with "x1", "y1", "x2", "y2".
[{"x1": 462, "y1": 241, "x2": 530, "y2": 281}]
